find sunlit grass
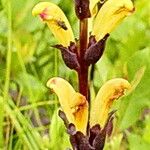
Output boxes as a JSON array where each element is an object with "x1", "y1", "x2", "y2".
[{"x1": 0, "y1": 0, "x2": 150, "y2": 149}]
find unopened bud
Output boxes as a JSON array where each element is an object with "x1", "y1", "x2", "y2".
[
  {"x1": 74, "y1": 0, "x2": 91, "y2": 20},
  {"x1": 88, "y1": 35, "x2": 97, "y2": 48},
  {"x1": 54, "y1": 44, "x2": 80, "y2": 70},
  {"x1": 84, "y1": 34, "x2": 109, "y2": 66}
]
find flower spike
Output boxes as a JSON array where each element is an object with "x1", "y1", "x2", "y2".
[
  {"x1": 47, "y1": 77, "x2": 88, "y2": 134},
  {"x1": 32, "y1": 2, "x2": 74, "y2": 46},
  {"x1": 90, "y1": 78, "x2": 131, "y2": 127},
  {"x1": 92, "y1": 0, "x2": 134, "y2": 41}
]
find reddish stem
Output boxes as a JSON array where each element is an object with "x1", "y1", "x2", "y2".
[{"x1": 78, "y1": 19, "x2": 89, "y2": 100}]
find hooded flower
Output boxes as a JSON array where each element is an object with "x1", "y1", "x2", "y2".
[
  {"x1": 32, "y1": 2, "x2": 74, "y2": 47},
  {"x1": 47, "y1": 77, "x2": 88, "y2": 134},
  {"x1": 91, "y1": 0, "x2": 134, "y2": 41},
  {"x1": 32, "y1": 0, "x2": 134, "y2": 46},
  {"x1": 47, "y1": 77, "x2": 131, "y2": 132}
]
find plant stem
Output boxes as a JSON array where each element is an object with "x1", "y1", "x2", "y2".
[
  {"x1": 4, "y1": 0, "x2": 12, "y2": 102},
  {"x1": 54, "y1": 48, "x2": 58, "y2": 109},
  {"x1": 1, "y1": 0, "x2": 12, "y2": 148},
  {"x1": 78, "y1": 19, "x2": 88, "y2": 100}
]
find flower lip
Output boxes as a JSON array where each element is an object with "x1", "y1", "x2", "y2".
[
  {"x1": 46, "y1": 78, "x2": 57, "y2": 89},
  {"x1": 33, "y1": 7, "x2": 52, "y2": 21},
  {"x1": 39, "y1": 11, "x2": 47, "y2": 20},
  {"x1": 32, "y1": 2, "x2": 50, "y2": 16}
]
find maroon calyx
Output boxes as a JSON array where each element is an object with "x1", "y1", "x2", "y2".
[
  {"x1": 53, "y1": 44, "x2": 80, "y2": 71},
  {"x1": 74, "y1": 0, "x2": 91, "y2": 20},
  {"x1": 84, "y1": 34, "x2": 110, "y2": 66},
  {"x1": 59, "y1": 110, "x2": 116, "y2": 150}
]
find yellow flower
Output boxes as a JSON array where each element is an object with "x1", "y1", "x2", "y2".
[
  {"x1": 91, "y1": 0, "x2": 135, "y2": 41},
  {"x1": 32, "y1": 0, "x2": 134, "y2": 46},
  {"x1": 90, "y1": 78, "x2": 131, "y2": 127},
  {"x1": 47, "y1": 77, "x2": 131, "y2": 134},
  {"x1": 33, "y1": 0, "x2": 133, "y2": 135},
  {"x1": 32, "y1": 2, "x2": 74, "y2": 47},
  {"x1": 47, "y1": 77, "x2": 88, "y2": 134}
]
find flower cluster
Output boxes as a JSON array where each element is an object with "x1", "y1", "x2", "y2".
[
  {"x1": 32, "y1": 0, "x2": 134, "y2": 71},
  {"x1": 32, "y1": 0, "x2": 134, "y2": 149},
  {"x1": 46, "y1": 77, "x2": 131, "y2": 149}
]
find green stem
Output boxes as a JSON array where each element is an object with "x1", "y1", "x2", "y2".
[
  {"x1": 2, "y1": 0, "x2": 12, "y2": 148},
  {"x1": 54, "y1": 48, "x2": 58, "y2": 108},
  {"x1": 0, "y1": 97, "x2": 4, "y2": 148},
  {"x1": 4, "y1": 0, "x2": 12, "y2": 101}
]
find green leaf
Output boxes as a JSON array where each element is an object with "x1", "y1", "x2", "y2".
[
  {"x1": 143, "y1": 115, "x2": 150, "y2": 144},
  {"x1": 49, "y1": 110, "x2": 70, "y2": 150},
  {"x1": 16, "y1": 73, "x2": 47, "y2": 102},
  {"x1": 118, "y1": 48, "x2": 150, "y2": 130},
  {"x1": 104, "y1": 134, "x2": 123, "y2": 150},
  {"x1": 94, "y1": 55, "x2": 115, "y2": 89},
  {"x1": 127, "y1": 132, "x2": 150, "y2": 150}
]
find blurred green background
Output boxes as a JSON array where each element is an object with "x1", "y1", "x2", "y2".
[{"x1": 0, "y1": 0, "x2": 150, "y2": 149}]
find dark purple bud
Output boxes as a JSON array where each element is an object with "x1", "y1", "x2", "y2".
[
  {"x1": 70, "y1": 135, "x2": 78, "y2": 150},
  {"x1": 103, "y1": 110, "x2": 116, "y2": 137},
  {"x1": 88, "y1": 35, "x2": 97, "y2": 48},
  {"x1": 58, "y1": 110, "x2": 69, "y2": 128},
  {"x1": 53, "y1": 44, "x2": 80, "y2": 71},
  {"x1": 84, "y1": 34, "x2": 110, "y2": 66},
  {"x1": 67, "y1": 123, "x2": 76, "y2": 135},
  {"x1": 68, "y1": 42, "x2": 78, "y2": 54},
  {"x1": 93, "y1": 130, "x2": 106, "y2": 150},
  {"x1": 105, "y1": 117, "x2": 114, "y2": 137},
  {"x1": 74, "y1": 131, "x2": 95, "y2": 150},
  {"x1": 92, "y1": 110, "x2": 116, "y2": 150},
  {"x1": 89, "y1": 124, "x2": 101, "y2": 146},
  {"x1": 74, "y1": 0, "x2": 91, "y2": 20}
]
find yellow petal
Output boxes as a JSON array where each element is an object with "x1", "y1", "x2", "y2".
[
  {"x1": 90, "y1": 78, "x2": 131, "y2": 127},
  {"x1": 89, "y1": 0, "x2": 99, "y2": 16},
  {"x1": 92, "y1": 0, "x2": 134, "y2": 41},
  {"x1": 88, "y1": 0, "x2": 100, "y2": 32},
  {"x1": 32, "y1": 2, "x2": 74, "y2": 46},
  {"x1": 47, "y1": 77, "x2": 88, "y2": 134}
]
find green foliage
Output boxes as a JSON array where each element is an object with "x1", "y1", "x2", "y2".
[
  {"x1": 49, "y1": 110, "x2": 70, "y2": 150},
  {"x1": 0, "y1": 0, "x2": 149, "y2": 149},
  {"x1": 127, "y1": 115, "x2": 150, "y2": 150},
  {"x1": 118, "y1": 48, "x2": 150, "y2": 130},
  {"x1": 104, "y1": 134, "x2": 123, "y2": 150}
]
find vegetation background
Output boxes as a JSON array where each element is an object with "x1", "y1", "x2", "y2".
[{"x1": 0, "y1": 0, "x2": 150, "y2": 149}]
